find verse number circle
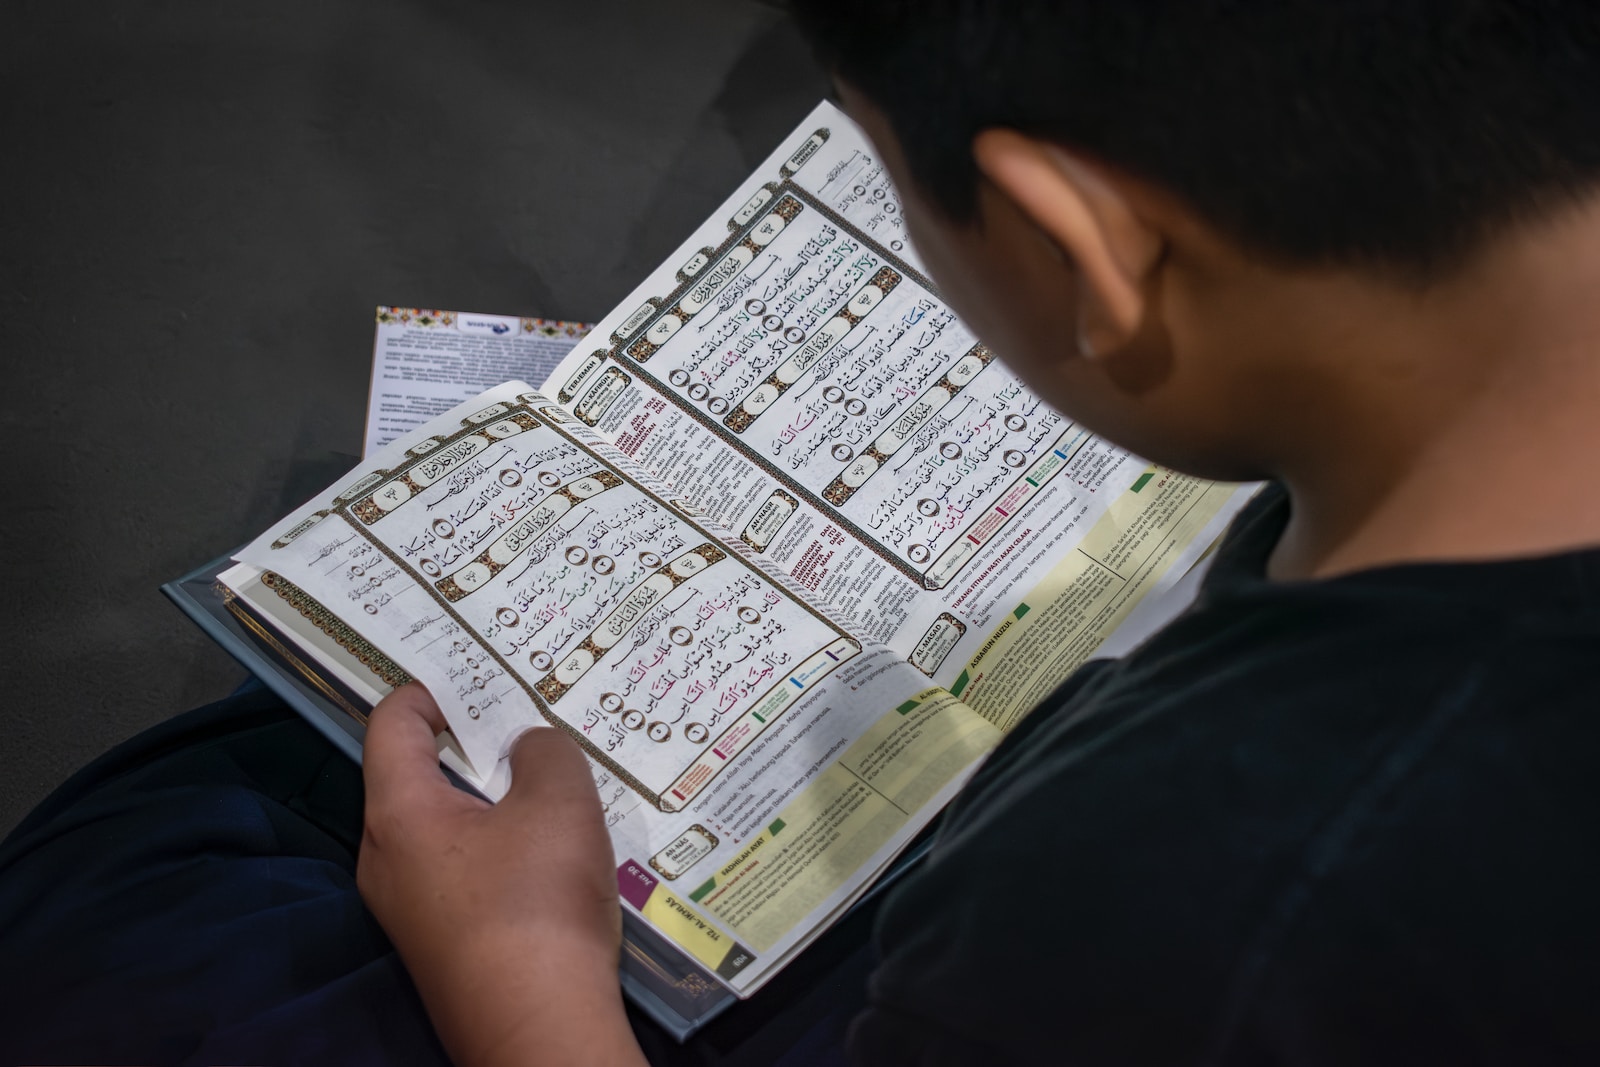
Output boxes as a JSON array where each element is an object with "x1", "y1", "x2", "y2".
[
  {"x1": 538, "y1": 471, "x2": 562, "y2": 488},
  {"x1": 844, "y1": 398, "x2": 867, "y2": 417},
  {"x1": 592, "y1": 554, "x2": 615, "y2": 575},
  {"x1": 430, "y1": 518, "x2": 455, "y2": 539},
  {"x1": 669, "y1": 625, "x2": 694, "y2": 646},
  {"x1": 1005, "y1": 414, "x2": 1028, "y2": 432},
  {"x1": 744, "y1": 299, "x2": 767, "y2": 317},
  {"x1": 495, "y1": 607, "x2": 519, "y2": 627},
  {"x1": 647, "y1": 721, "x2": 671, "y2": 743},
  {"x1": 783, "y1": 325, "x2": 806, "y2": 344},
  {"x1": 565, "y1": 546, "x2": 589, "y2": 566},
  {"x1": 939, "y1": 441, "x2": 963, "y2": 461},
  {"x1": 762, "y1": 314, "x2": 784, "y2": 332},
  {"x1": 908, "y1": 544, "x2": 932, "y2": 563},
  {"x1": 639, "y1": 550, "x2": 662, "y2": 568},
  {"x1": 622, "y1": 709, "x2": 646, "y2": 731},
  {"x1": 687, "y1": 383, "x2": 710, "y2": 402},
  {"x1": 737, "y1": 606, "x2": 761, "y2": 624},
  {"x1": 498, "y1": 468, "x2": 523, "y2": 487},
  {"x1": 1004, "y1": 449, "x2": 1028, "y2": 469},
  {"x1": 530, "y1": 650, "x2": 554, "y2": 671},
  {"x1": 917, "y1": 498, "x2": 940, "y2": 517},
  {"x1": 420, "y1": 559, "x2": 441, "y2": 577},
  {"x1": 684, "y1": 722, "x2": 709, "y2": 744},
  {"x1": 822, "y1": 385, "x2": 845, "y2": 404},
  {"x1": 600, "y1": 692, "x2": 624, "y2": 714},
  {"x1": 831, "y1": 443, "x2": 854, "y2": 462},
  {"x1": 708, "y1": 396, "x2": 729, "y2": 415},
  {"x1": 890, "y1": 240, "x2": 905, "y2": 252},
  {"x1": 669, "y1": 368, "x2": 691, "y2": 387}
]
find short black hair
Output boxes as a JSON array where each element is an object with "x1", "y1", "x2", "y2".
[{"x1": 789, "y1": 1, "x2": 1600, "y2": 277}]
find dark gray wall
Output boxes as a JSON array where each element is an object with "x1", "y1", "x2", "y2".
[{"x1": 0, "y1": 0, "x2": 830, "y2": 834}]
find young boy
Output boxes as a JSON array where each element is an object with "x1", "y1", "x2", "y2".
[
  {"x1": 6, "y1": 2, "x2": 1598, "y2": 1063},
  {"x1": 357, "y1": 2, "x2": 1600, "y2": 1062}
]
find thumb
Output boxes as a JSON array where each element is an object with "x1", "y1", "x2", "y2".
[
  {"x1": 364, "y1": 682, "x2": 481, "y2": 819},
  {"x1": 498, "y1": 727, "x2": 620, "y2": 915},
  {"x1": 498, "y1": 726, "x2": 605, "y2": 820}
]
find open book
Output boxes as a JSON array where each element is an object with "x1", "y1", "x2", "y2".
[{"x1": 187, "y1": 101, "x2": 1256, "y2": 1037}]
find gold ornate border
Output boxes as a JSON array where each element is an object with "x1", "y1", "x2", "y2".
[
  {"x1": 740, "y1": 489, "x2": 798, "y2": 553},
  {"x1": 218, "y1": 582, "x2": 372, "y2": 725},
  {"x1": 647, "y1": 823, "x2": 721, "y2": 882},
  {"x1": 257, "y1": 571, "x2": 413, "y2": 690}
]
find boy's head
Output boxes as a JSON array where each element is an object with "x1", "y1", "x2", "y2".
[{"x1": 789, "y1": 2, "x2": 1600, "y2": 482}]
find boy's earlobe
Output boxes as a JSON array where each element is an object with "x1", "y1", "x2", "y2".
[{"x1": 972, "y1": 129, "x2": 1164, "y2": 360}]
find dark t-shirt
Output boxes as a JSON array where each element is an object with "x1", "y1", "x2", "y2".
[{"x1": 852, "y1": 486, "x2": 1600, "y2": 1064}]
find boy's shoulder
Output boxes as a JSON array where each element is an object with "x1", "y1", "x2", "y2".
[{"x1": 858, "y1": 488, "x2": 1600, "y2": 1063}]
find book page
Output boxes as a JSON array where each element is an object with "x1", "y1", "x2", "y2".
[
  {"x1": 544, "y1": 102, "x2": 1257, "y2": 722},
  {"x1": 364, "y1": 307, "x2": 590, "y2": 456},
  {"x1": 236, "y1": 382, "x2": 1001, "y2": 994}
]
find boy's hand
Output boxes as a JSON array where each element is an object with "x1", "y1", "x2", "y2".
[{"x1": 357, "y1": 682, "x2": 646, "y2": 1067}]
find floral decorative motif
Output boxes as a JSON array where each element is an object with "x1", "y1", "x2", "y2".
[{"x1": 257, "y1": 571, "x2": 413, "y2": 689}]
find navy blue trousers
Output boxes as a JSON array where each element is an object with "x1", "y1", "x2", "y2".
[{"x1": 0, "y1": 689, "x2": 871, "y2": 1065}]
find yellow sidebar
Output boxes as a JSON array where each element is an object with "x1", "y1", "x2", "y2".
[
  {"x1": 838, "y1": 688, "x2": 1001, "y2": 813},
  {"x1": 954, "y1": 468, "x2": 1237, "y2": 731},
  {"x1": 639, "y1": 887, "x2": 747, "y2": 972},
  {"x1": 691, "y1": 690, "x2": 1000, "y2": 951}
]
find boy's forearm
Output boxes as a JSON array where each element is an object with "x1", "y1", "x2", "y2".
[{"x1": 414, "y1": 929, "x2": 647, "y2": 1067}]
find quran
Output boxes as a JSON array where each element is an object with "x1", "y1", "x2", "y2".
[{"x1": 167, "y1": 102, "x2": 1255, "y2": 1039}]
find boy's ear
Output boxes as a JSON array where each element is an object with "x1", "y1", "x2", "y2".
[{"x1": 972, "y1": 129, "x2": 1164, "y2": 359}]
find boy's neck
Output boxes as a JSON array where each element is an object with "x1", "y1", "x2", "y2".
[{"x1": 1259, "y1": 197, "x2": 1600, "y2": 581}]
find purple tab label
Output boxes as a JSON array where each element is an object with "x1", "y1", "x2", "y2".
[{"x1": 617, "y1": 860, "x2": 658, "y2": 910}]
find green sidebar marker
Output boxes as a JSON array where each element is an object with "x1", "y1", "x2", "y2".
[
  {"x1": 690, "y1": 878, "x2": 716, "y2": 903},
  {"x1": 1130, "y1": 472, "x2": 1155, "y2": 493},
  {"x1": 1013, "y1": 603, "x2": 1030, "y2": 620},
  {"x1": 951, "y1": 670, "x2": 971, "y2": 697},
  {"x1": 895, "y1": 699, "x2": 921, "y2": 716},
  {"x1": 768, "y1": 818, "x2": 786, "y2": 836}
]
